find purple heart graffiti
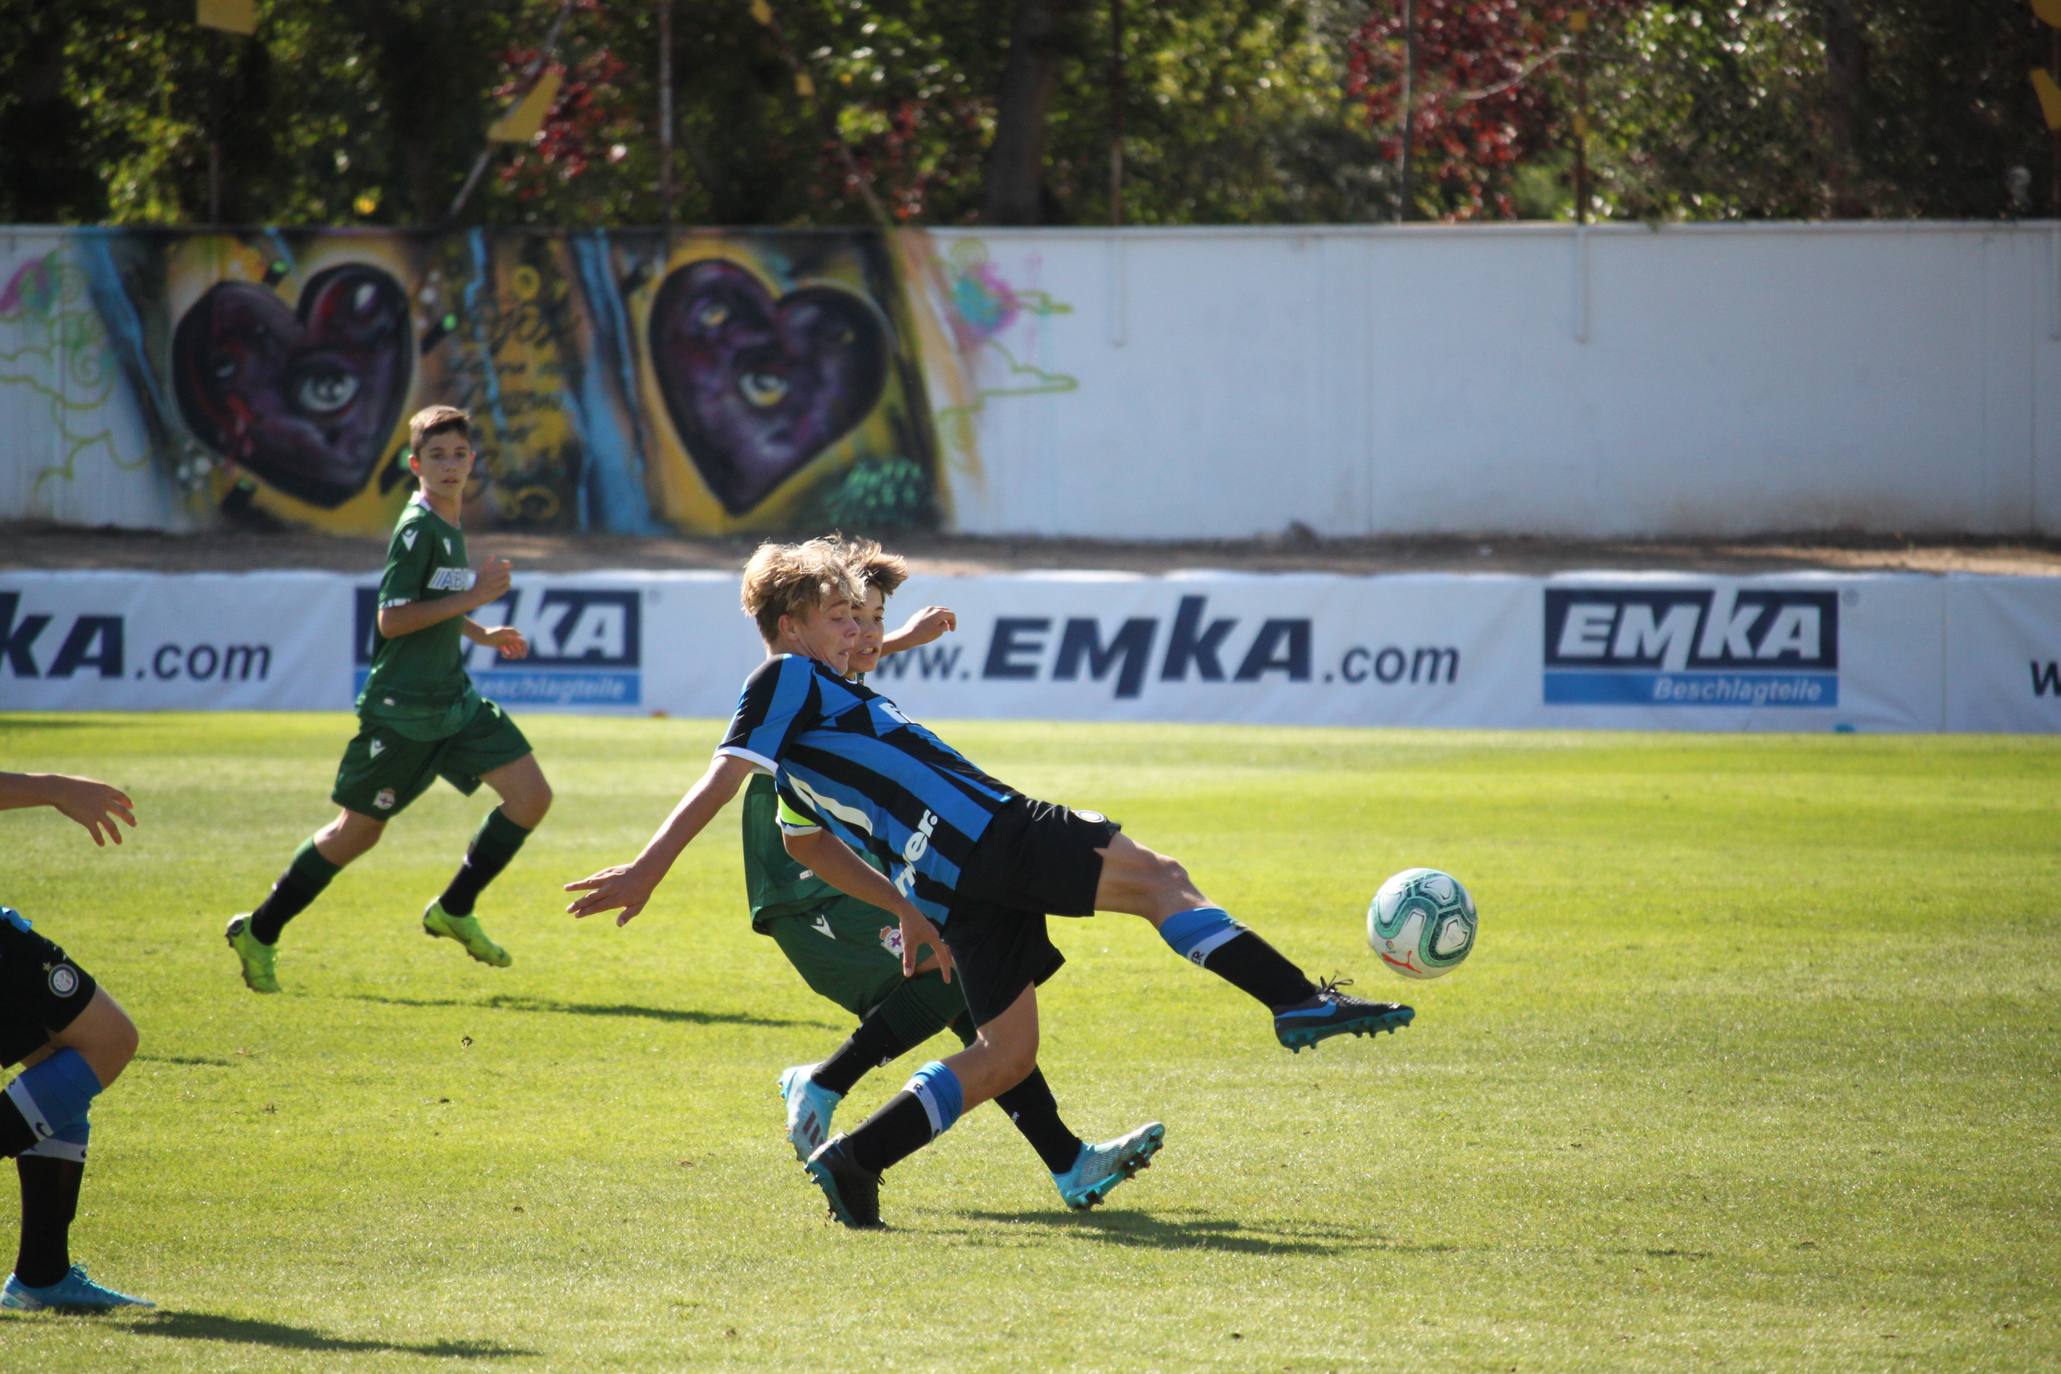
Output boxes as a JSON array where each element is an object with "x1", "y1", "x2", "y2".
[
  {"x1": 173, "y1": 265, "x2": 411, "y2": 508},
  {"x1": 649, "y1": 259, "x2": 890, "y2": 515}
]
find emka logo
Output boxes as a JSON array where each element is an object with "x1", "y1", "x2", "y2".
[
  {"x1": 354, "y1": 586, "x2": 642, "y2": 708},
  {"x1": 868, "y1": 594, "x2": 1458, "y2": 700},
  {"x1": 1543, "y1": 587, "x2": 1839, "y2": 708}
]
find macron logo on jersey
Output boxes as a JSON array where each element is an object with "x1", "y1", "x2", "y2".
[{"x1": 401, "y1": 529, "x2": 418, "y2": 551}]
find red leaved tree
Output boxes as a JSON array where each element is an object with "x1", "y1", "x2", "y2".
[{"x1": 1346, "y1": 1, "x2": 1644, "y2": 221}]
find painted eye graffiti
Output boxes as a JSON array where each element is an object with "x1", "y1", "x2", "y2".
[
  {"x1": 292, "y1": 366, "x2": 361, "y2": 415},
  {"x1": 696, "y1": 301, "x2": 731, "y2": 328},
  {"x1": 738, "y1": 370, "x2": 790, "y2": 408}
]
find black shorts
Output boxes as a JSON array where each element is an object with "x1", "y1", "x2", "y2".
[
  {"x1": 938, "y1": 797, "x2": 1122, "y2": 1025},
  {"x1": 954, "y1": 796, "x2": 1121, "y2": 917},
  {"x1": 936, "y1": 898, "x2": 1067, "y2": 1027},
  {"x1": 0, "y1": 909, "x2": 99, "y2": 1068}
]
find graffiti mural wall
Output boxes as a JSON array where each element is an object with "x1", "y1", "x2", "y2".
[{"x1": 0, "y1": 226, "x2": 1052, "y2": 537}]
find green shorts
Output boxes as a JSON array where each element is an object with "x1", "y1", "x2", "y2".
[
  {"x1": 331, "y1": 699, "x2": 532, "y2": 820},
  {"x1": 764, "y1": 896, "x2": 966, "y2": 1028}
]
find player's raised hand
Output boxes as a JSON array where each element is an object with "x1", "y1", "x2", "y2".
[
  {"x1": 472, "y1": 556, "x2": 514, "y2": 605},
  {"x1": 49, "y1": 774, "x2": 137, "y2": 847},
  {"x1": 479, "y1": 625, "x2": 529, "y2": 659},
  {"x1": 893, "y1": 605, "x2": 957, "y2": 648},
  {"x1": 898, "y1": 908, "x2": 951, "y2": 983},
  {"x1": 564, "y1": 864, "x2": 658, "y2": 927}
]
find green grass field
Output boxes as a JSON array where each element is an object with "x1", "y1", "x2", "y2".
[{"x1": 0, "y1": 712, "x2": 2056, "y2": 1372}]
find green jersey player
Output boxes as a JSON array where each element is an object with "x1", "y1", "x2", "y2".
[
  {"x1": 749, "y1": 539, "x2": 1163, "y2": 1211},
  {"x1": 225, "y1": 405, "x2": 553, "y2": 993}
]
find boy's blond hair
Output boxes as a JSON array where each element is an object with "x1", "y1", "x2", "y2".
[
  {"x1": 839, "y1": 536, "x2": 908, "y2": 599},
  {"x1": 409, "y1": 404, "x2": 471, "y2": 454},
  {"x1": 741, "y1": 539, "x2": 862, "y2": 645}
]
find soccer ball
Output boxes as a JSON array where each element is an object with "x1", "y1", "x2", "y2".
[{"x1": 1367, "y1": 868, "x2": 1476, "y2": 979}]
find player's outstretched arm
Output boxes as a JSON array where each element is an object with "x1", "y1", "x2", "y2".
[
  {"x1": 782, "y1": 828, "x2": 952, "y2": 983},
  {"x1": 0, "y1": 770, "x2": 137, "y2": 846},
  {"x1": 564, "y1": 753, "x2": 756, "y2": 927},
  {"x1": 881, "y1": 605, "x2": 956, "y2": 657}
]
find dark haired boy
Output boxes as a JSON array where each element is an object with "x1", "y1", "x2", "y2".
[{"x1": 226, "y1": 405, "x2": 553, "y2": 992}]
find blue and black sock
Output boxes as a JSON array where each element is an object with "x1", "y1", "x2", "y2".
[
  {"x1": 438, "y1": 808, "x2": 531, "y2": 918},
  {"x1": 250, "y1": 838, "x2": 342, "y2": 944},
  {"x1": 1159, "y1": 906, "x2": 1316, "y2": 1010},
  {"x1": 14, "y1": 1114, "x2": 87, "y2": 1287},
  {"x1": 847, "y1": 1061, "x2": 964, "y2": 1175},
  {"x1": 0, "y1": 1050, "x2": 103, "y2": 1159}
]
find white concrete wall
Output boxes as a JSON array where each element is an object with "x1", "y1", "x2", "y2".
[{"x1": 937, "y1": 222, "x2": 2061, "y2": 539}]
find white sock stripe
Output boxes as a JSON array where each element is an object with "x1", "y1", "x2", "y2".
[
  {"x1": 3, "y1": 1078, "x2": 54, "y2": 1139},
  {"x1": 1187, "y1": 923, "x2": 1246, "y2": 966},
  {"x1": 20, "y1": 1136, "x2": 86, "y2": 1163},
  {"x1": 906, "y1": 1079, "x2": 945, "y2": 1137}
]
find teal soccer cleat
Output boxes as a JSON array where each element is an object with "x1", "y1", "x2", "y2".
[
  {"x1": 2, "y1": 1265, "x2": 154, "y2": 1312},
  {"x1": 804, "y1": 1135, "x2": 883, "y2": 1229},
  {"x1": 1053, "y1": 1122, "x2": 1166, "y2": 1211},
  {"x1": 777, "y1": 1064, "x2": 843, "y2": 1162},
  {"x1": 1274, "y1": 978, "x2": 1413, "y2": 1053}
]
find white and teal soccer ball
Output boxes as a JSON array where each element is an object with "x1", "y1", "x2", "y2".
[{"x1": 1367, "y1": 868, "x2": 1476, "y2": 980}]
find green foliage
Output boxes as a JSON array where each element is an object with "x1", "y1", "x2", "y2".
[
  {"x1": 1, "y1": 711, "x2": 2058, "y2": 1369},
  {"x1": 0, "y1": 1, "x2": 2050, "y2": 229}
]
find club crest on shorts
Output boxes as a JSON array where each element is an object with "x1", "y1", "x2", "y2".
[
  {"x1": 878, "y1": 925, "x2": 905, "y2": 957},
  {"x1": 374, "y1": 787, "x2": 397, "y2": 810},
  {"x1": 1074, "y1": 809, "x2": 1106, "y2": 825},
  {"x1": 47, "y1": 963, "x2": 80, "y2": 998}
]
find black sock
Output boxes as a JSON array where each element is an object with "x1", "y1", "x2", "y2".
[
  {"x1": 438, "y1": 809, "x2": 531, "y2": 918},
  {"x1": 992, "y1": 1068, "x2": 1083, "y2": 1174},
  {"x1": 813, "y1": 983, "x2": 959, "y2": 1098},
  {"x1": 845, "y1": 1091, "x2": 938, "y2": 1176},
  {"x1": 0, "y1": 1095, "x2": 33, "y2": 1158},
  {"x1": 13, "y1": 1155, "x2": 82, "y2": 1287},
  {"x1": 250, "y1": 838, "x2": 342, "y2": 945},
  {"x1": 1204, "y1": 931, "x2": 1318, "y2": 1011}
]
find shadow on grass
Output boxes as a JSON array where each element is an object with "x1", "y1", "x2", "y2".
[
  {"x1": 120, "y1": 1309, "x2": 536, "y2": 1358},
  {"x1": 133, "y1": 1054, "x2": 236, "y2": 1068},
  {"x1": 951, "y1": 1207, "x2": 1455, "y2": 1257},
  {"x1": 334, "y1": 991, "x2": 832, "y2": 1031}
]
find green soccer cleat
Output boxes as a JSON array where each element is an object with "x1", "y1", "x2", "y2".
[
  {"x1": 1053, "y1": 1122, "x2": 1166, "y2": 1211},
  {"x1": 224, "y1": 914, "x2": 280, "y2": 994},
  {"x1": 421, "y1": 900, "x2": 513, "y2": 968},
  {"x1": 2, "y1": 1265, "x2": 154, "y2": 1312}
]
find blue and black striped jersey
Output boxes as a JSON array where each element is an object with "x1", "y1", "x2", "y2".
[{"x1": 716, "y1": 654, "x2": 1015, "y2": 924}]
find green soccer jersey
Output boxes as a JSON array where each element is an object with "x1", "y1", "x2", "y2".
[
  {"x1": 741, "y1": 773, "x2": 844, "y2": 931},
  {"x1": 356, "y1": 494, "x2": 482, "y2": 741}
]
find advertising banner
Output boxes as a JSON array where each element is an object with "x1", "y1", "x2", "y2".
[
  {"x1": 1943, "y1": 578, "x2": 2061, "y2": 732},
  {"x1": 1, "y1": 569, "x2": 2050, "y2": 733}
]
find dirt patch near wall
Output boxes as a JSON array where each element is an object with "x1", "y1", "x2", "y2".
[{"x1": 4, "y1": 521, "x2": 2059, "y2": 578}]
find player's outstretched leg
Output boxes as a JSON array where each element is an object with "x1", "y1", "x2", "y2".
[
  {"x1": 1096, "y1": 835, "x2": 1413, "y2": 1051},
  {"x1": 778, "y1": 978, "x2": 962, "y2": 1160},
  {"x1": 1051, "y1": 1122, "x2": 1167, "y2": 1211},
  {"x1": 803, "y1": 1059, "x2": 967, "y2": 1229},
  {"x1": 1155, "y1": 905, "x2": 1413, "y2": 1051}
]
